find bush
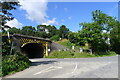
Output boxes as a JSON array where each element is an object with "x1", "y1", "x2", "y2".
[
  {"x1": 50, "y1": 35, "x2": 60, "y2": 41},
  {"x1": 2, "y1": 42, "x2": 11, "y2": 56},
  {"x1": 2, "y1": 51, "x2": 31, "y2": 76}
]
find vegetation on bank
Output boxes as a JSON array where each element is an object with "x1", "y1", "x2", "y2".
[
  {"x1": 2, "y1": 52, "x2": 31, "y2": 77},
  {"x1": 2, "y1": 38, "x2": 31, "y2": 77},
  {"x1": 56, "y1": 39, "x2": 89, "y2": 52},
  {"x1": 45, "y1": 51, "x2": 117, "y2": 58}
]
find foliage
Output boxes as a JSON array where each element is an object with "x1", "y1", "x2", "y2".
[
  {"x1": 77, "y1": 10, "x2": 118, "y2": 53},
  {"x1": 2, "y1": 42, "x2": 11, "y2": 56},
  {"x1": 68, "y1": 32, "x2": 78, "y2": 44},
  {"x1": 2, "y1": 51, "x2": 31, "y2": 76},
  {"x1": 110, "y1": 21, "x2": 120, "y2": 54},
  {"x1": 21, "y1": 26, "x2": 36, "y2": 36},
  {"x1": 45, "y1": 51, "x2": 116, "y2": 58},
  {"x1": 59, "y1": 25, "x2": 69, "y2": 39},
  {"x1": 56, "y1": 39, "x2": 75, "y2": 49},
  {"x1": 8, "y1": 27, "x2": 21, "y2": 34},
  {"x1": 56, "y1": 39, "x2": 90, "y2": 52},
  {"x1": 2, "y1": 36, "x2": 11, "y2": 56},
  {"x1": 46, "y1": 25, "x2": 58, "y2": 38},
  {"x1": 1, "y1": 2, "x2": 19, "y2": 31},
  {"x1": 36, "y1": 25, "x2": 58, "y2": 38},
  {"x1": 50, "y1": 35, "x2": 60, "y2": 41},
  {"x1": 46, "y1": 51, "x2": 74, "y2": 58}
]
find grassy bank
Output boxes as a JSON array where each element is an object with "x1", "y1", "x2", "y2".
[
  {"x1": 56, "y1": 39, "x2": 89, "y2": 52},
  {"x1": 2, "y1": 52, "x2": 31, "y2": 77},
  {"x1": 45, "y1": 51, "x2": 117, "y2": 58}
]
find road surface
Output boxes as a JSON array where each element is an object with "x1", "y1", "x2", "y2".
[{"x1": 4, "y1": 56, "x2": 118, "y2": 78}]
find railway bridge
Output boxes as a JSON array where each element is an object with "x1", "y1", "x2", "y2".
[{"x1": 4, "y1": 34, "x2": 52, "y2": 58}]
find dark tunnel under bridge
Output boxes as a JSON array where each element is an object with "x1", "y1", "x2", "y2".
[{"x1": 21, "y1": 43, "x2": 44, "y2": 58}]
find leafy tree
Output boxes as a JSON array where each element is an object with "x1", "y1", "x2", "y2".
[
  {"x1": 78, "y1": 10, "x2": 117, "y2": 53},
  {"x1": 68, "y1": 32, "x2": 78, "y2": 44},
  {"x1": 1, "y1": 2, "x2": 19, "y2": 31},
  {"x1": 7, "y1": 27, "x2": 21, "y2": 34},
  {"x1": 36, "y1": 25, "x2": 46, "y2": 32},
  {"x1": 36, "y1": 25, "x2": 58, "y2": 38},
  {"x1": 59, "y1": 25, "x2": 69, "y2": 39},
  {"x1": 46, "y1": 25, "x2": 58, "y2": 38},
  {"x1": 36, "y1": 25, "x2": 48, "y2": 38},
  {"x1": 79, "y1": 22, "x2": 107, "y2": 53},
  {"x1": 21, "y1": 26, "x2": 36, "y2": 36},
  {"x1": 110, "y1": 21, "x2": 120, "y2": 54}
]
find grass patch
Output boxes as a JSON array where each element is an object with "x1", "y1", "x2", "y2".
[
  {"x1": 45, "y1": 51, "x2": 117, "y2": 58},
  {"x1": 56, "y1": 39, "x2": 89, "y2": 52},
  {"x1": 56, "y1": 39, "x2": 74, "y2": 49}
]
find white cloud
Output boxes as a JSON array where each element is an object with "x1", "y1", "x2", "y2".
[
  {"x1": 42, "y1": 23, "x2": 49, "y2": 26},
  {"x1": 19, "y1": 0, "x2": 58, "y2": 25},
  {"x1": 47, "y1": 18, "x2": 58, "y2": 25},
  {"x1": 42, "y1": 18, "x2": 58, "y2": 25},
  {"x1": 6, "y1": 18, "x2": 23, "y2": 29},
  {"x1": 19, "y1": 0, "x2": 48, "y2": 23}
]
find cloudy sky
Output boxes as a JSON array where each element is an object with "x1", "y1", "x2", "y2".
[{"x1": 6, "y1": 0, "x2": 118, "y2": 32}]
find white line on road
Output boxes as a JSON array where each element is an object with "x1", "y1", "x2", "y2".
[
  {"x1": 33, "y1": 66, "x2": 62, "y2": 75},
  {"x1": 72, "y1": 63, "x2": 78, "y2": 73}
]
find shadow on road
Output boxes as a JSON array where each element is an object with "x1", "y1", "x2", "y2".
[{"x1": 31, "y1": 61, "x2": 57, "y2": 66}]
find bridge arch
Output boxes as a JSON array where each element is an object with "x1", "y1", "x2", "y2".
[{"x1": 21, "y1": 42, "x2": 44, "y2": 58}]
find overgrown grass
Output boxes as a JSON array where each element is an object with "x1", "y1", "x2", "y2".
[
  {"x1": 2, "y1": 52, "x2": 31, "y2": 77},
  {"x1": 56, "y1": 39, "x2": 89, "y2": 52},
  {"x1": 45, "y1": 51, "x2": 117, "y2": 58},
  {"x1": 56, "y1": 39, "x2": 75, "y2": 49}
]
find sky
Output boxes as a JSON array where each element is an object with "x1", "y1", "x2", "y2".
[{"x1": 6, "y1": 0, "x2": 118, "y2": 32}]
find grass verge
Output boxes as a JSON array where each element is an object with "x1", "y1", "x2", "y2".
[{"x1": 45, "y1": 51, "x2": 117, "y2": 58}]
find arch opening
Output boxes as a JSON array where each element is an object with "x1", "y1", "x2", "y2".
[{"x1": 21, "y1": 43, "x2": 44, "y2": 58}]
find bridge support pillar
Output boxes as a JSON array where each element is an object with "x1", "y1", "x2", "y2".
[{"x1": 45, "y1": 42, "x2": 48, "y2": 56}]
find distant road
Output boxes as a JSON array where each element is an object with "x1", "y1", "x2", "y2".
[{"x1": 4, "y1": 56, "x2": 118, "y2": 78}]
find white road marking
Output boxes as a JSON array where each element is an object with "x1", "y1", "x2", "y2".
[
  {"x1": 72, "y1": 63, "x2": 78, "y2": 73},
  {"x1": 74, "y1": 62, "x2": 112, "y2": 75},
  {"x1": 54, "y1": 62, "x2": 112, "y2": 78},
  {"x1": 33, "y1": 66, "x2": 62, "y2": 75}
]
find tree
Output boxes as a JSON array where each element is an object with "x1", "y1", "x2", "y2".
[
  {"x1": 21, "y1": 26, "x2": 36, "y2": 36},
  {"x1": 7, "y1": 27, "x2": 21, "y2": 34},
  {"x1": 36, "y1": 25, "x2": 58, "y2": 38},
  {"x1": 79, "y1": 22, "x2": 107, "y2": 53},
  {"x1": 78, "y1": 10, "x2": 117, "y2": 53},
  {"x1": 36, "y1": 25, "x2": 46, "y2": 32},
  {"x1": 68, "y1": 32, "x2": 78, "y2": 44},
  {"x1": 59, "y1": 25, "x2": 69, "y2": 39},
  {"x1": 1, "y1": 2, "x2": 19, "y2": 31},
  {"x1": 36, "y1": 25, "x2": 48, "y2": 38},
  {"x1": 46, "y1": 25, "x2": 58, "y2": 38},
  {"x1": 110, "y1": 21, "x2": 120, "y2": 54}
]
